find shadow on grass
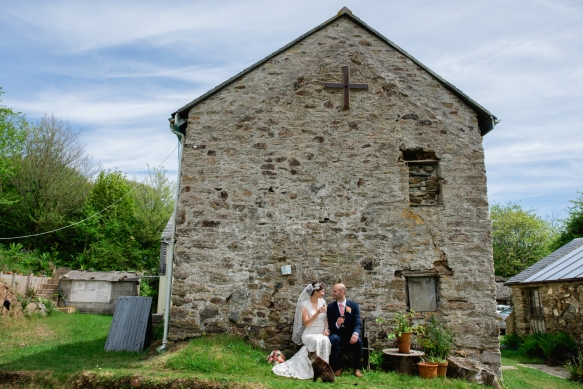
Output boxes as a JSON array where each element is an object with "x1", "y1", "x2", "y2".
[{"x1": 0, "y1": 336, "x2": 144, "y2": 374}]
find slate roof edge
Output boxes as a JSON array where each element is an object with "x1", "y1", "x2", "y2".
[
  {"x1": 504, "y1": 238, "x2": 583, "y2": 286},
  {"x1": 171, "y1": 8, "x2": 498, "y2": 136}
]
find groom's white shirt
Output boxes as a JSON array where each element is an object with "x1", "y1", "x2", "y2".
[{"x1": 335, "y1": 299, "x2": 358, "y2": 337}]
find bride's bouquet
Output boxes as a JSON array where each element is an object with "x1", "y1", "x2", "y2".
[{"x1": 266, "y1": 350, "x2": 285, "y2": 365}]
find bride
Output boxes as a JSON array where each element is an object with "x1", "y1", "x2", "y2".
[{"x1": 272, "y1": 282, "x2": 332, "y2": 379}]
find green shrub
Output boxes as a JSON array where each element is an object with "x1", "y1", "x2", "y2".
[
  {"x1": 502, "y1": 333, "x2": 523, "y2": 350},
  {"x1": 139, "y1": 275, "x2": 159, "y2": 312},
  {"x1": 38, "y1": 297, "x2": 57, "y2": 316},
  {"x1": 369, "y1": 350, "x2": 384, "y2": 371},
  {"x1": 519, "y1": 332, "x2": 579, "y2": 365},
  {"x1": 0, "y1": 244, "x2": 54, "y2": 275},
  {"x1": 419, "y1": 316, "x2": 456, "y2": 361},
  {"x1": 565, "y1": 354, "x2": 583, "y2": 383}
]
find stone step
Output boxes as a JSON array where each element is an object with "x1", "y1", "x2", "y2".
[{"x1": 38, "y1": 290, "x2": 58, "y2": 297}]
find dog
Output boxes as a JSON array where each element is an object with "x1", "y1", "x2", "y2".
[{"x1": 307, "y1": 350, "x2": 335, "y2": 383}]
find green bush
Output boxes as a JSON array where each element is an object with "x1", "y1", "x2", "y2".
[
  {"x1": 565, "y1": 354, "x2": 583, "y2": 383},
  {"x1": 519, "y1": 332, "x2": 579, "y2": 365},
  {"x1": 419, "y1": 316, "x2": 456, "y2": 361},
  {"x1": 501, "y1": 333, "x2": 523, "y2": 350},
  {"x1": 139, "y1": 275, "x2": 159, "y2": 312},
  {"x1": 0, "y1": 243, "x2": 55, "y2": 275},
  {"x1": 369, "y1": 350, "x2": 384, "y2": 371}
]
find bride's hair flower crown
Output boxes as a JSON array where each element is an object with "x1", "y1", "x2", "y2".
[{"x1": 305, "y1": 282, "x2": 323, "y2": 295}]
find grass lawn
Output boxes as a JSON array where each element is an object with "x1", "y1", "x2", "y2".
[
  {"x1": 0, "y1": 313, "x2": 579, "y2": 388},
  {"x1": 500, "y1": 349, "x2": 581, "y2": 389}
]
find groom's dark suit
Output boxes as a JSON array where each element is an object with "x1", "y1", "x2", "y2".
[{"x1": 327, "y1": 299, "x2": 363, "y2": 371}]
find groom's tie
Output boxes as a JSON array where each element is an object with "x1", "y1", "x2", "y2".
[{"x1": 339, "y1": 303, "x2": 345, "y2": 315}]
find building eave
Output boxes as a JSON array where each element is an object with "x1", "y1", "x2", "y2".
[{"x1": 506, "y1": 278, "x2": 583, "y2": 287}]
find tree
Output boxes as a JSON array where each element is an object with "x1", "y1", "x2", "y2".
[
  {"x1": 7, "y1": 115, "x2": 96, "y2": 237},
  {"x1": 0, "y1": 88, "x2": 28, "y2": 205},
  {"x1": 490, "y1": 202, "x2": 557, "y2": 277},
  {"x1": 552, "y1": 191, "x2": 583, "y2": 249},
  {"x1": 130, "y1": 166, "x2": 175, "y2": 270},
  {"x1": 75, "y1": 170, "x2": 139, "y2": 271},
  {"x1": 74, "y1": 168, "x2": 174, "y2": 272}
]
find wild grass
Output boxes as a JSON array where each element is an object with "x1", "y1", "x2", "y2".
[
  {"x1": 1, "y1": 313, "x2": 580, "y2": 389},
  {"x1": 0, "y1": 312, "x2": 143, "y2": 379}
]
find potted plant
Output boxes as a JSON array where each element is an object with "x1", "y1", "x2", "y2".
[
  {"x1": 417, "y1": 355, "x2": 439, "y2": 379},
  {"x1": 418, "y1": 316, "x2": 455, "y2": 377},
  {"x1": 377, "y1": 310, "x2": 424, "y2": 354}
]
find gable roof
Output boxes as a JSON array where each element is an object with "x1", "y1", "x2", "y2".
[
  {"x1": 505, "y1": 238, "x2": 583, "y2": 286},
  {"x1": 171, "y1": 7, "x2": 498, "y2": 136}
]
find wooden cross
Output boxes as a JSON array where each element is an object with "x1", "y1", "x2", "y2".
[{"x1": 324, "y1": 66, "x2": 368, "y2": 109}]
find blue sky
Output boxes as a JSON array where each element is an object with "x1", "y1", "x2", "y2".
[{"x1": 1, "y1": 0, "x2": 581, "y2": 219}]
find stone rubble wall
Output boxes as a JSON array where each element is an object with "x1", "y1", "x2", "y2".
[
  {"x1": 408, "y1": 163, "x2": 440, "y2": 206},
  {"x1": 170, "y1": 16, "x2": 500, "y2": 376},
  {"x1": 510, "y1": 283, "x2": 583, "y2": 342}
]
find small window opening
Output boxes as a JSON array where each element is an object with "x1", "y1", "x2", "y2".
[
  {"x1": 405, "y1": 275, "x2": 438, "y2": 312},
  {"x1": 402, "y1": 149, "x2": 441, "y2": 206},
  {"x1": 527, "y1": 289, "x2": 545, "y2": 333}
]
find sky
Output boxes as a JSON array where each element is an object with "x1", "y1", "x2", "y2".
[{"x1": 0, "y1": 0, "x2": 581, "y2": 219}]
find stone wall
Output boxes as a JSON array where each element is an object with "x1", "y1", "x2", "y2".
[
  {"x1": 510, "y1": 283, "x2": 583, "y2": 341},
  {"x1": 170, "y1": 16, "x2": 500, "y2": 375}
]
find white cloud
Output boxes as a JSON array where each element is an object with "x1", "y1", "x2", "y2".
[{"x1": 1, "y1": 0, "x2": 582, "y2": 218}]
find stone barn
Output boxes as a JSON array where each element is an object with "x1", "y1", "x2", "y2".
[
  {"x1": 505, "y1": 238, "x2": 583, "y2": 341},
  {"x1": 167, "y1": 8, "x2": 501, "y2": 376}
]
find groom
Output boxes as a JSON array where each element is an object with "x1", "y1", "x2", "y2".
[{"x1": 327, "y1": 283, "x2": 363, "y2": 378}]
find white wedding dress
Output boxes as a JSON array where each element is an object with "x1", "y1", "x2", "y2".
[{"x1": 272, "y1": 298, "x2": 331, "y2": 379}]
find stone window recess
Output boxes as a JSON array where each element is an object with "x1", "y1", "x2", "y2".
[
  {"x1": 402, "y1": 149, "x2": 441, "y2": 206},
  {"x1": 403, "y1": 270, "x2": 438, "y2": 312},
  {"x1": 528, "y1": 289, "x2": 546, "y2": 333}
]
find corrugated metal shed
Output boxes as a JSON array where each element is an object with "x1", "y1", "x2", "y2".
[
  {"x1": 105, "y1": 296, "x2": 153, "y2": 352},
  {"x1": 61, "y1": 270, "x2": 141, "y2": 282},
  {"x1": 505, "y1": 238, "x2": 583, "y2": 286}
]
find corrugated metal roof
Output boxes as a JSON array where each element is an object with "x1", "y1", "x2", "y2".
[
  {"x1": 171, "y1": 7, "x2": 498, "y2": 136},
  {"x1": 105, "y1": 296, "x2": 153, "y2": 352},
  {"x1": 505, "y1": 238, "x2": 583, "y2": 286},
  {"x1": 61, "y1": 270, "x2": 141, "y2": 282}
]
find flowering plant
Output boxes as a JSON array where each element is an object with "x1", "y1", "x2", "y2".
[
  {"x1": 266, "y1": 350, "x2": 285, "y2": 365},
  {"x1": 346, "y1": 306, "x2": 352, "y2": 314}
]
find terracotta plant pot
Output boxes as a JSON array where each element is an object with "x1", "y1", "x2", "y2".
[
  {"x1": 417, "y1": 362, "x2": 438, "y2": 379},
  {"x1": 396, "y1": 332, "x2": 412, "y2": 353},
  {"x1": 437, "y1": 361, "x2": 448, "y2": 377}
]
